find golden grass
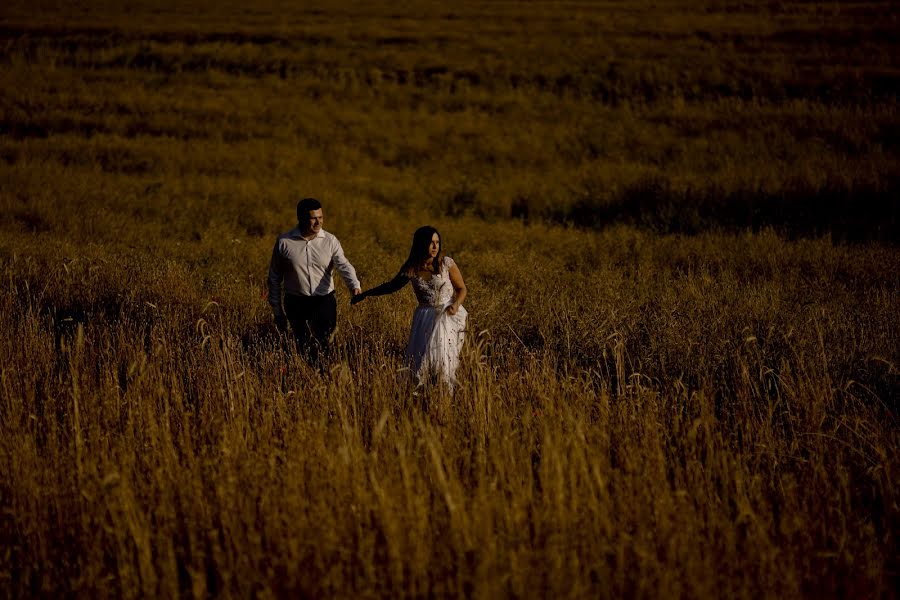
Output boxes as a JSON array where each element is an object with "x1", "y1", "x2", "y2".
[{"x1": 1, "y1": 0, "x2": 898, "y2": 597}]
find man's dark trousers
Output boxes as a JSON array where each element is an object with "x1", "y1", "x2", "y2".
[{"x1": 284, "y1": 291, "x2": 337, "y2": 368}]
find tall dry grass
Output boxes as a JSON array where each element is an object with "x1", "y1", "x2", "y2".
[
  {"x1": 2, "y1": 224, "x2": 897, "y2": 597},
  {"x1": 1, "y1": 0, "x2": 898, "y2": 597}
]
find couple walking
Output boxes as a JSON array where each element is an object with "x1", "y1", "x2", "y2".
[{"x1": 267, "y1": 198, "x2": 468, "y2": 391}]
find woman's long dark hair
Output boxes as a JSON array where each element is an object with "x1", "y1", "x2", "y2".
[{"x1": 401, "y1": 226, "x2": 443, "y2": 277}]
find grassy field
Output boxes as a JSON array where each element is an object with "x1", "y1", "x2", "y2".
[{"x1": 1, "y1": 0, "x2": 898, "y2": 597}]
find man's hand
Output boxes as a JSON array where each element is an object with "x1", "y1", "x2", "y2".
[
  {"x1": 350, "y1": 292, "x2": 365, "y2": 306},
  {"x1": 274, "y1": 315, "x2": 288, "y2": 332},
  {"x1": 353, "y1": 288, "x2": 362, "y2": 296}
]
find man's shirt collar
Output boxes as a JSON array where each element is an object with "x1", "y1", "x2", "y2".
[{"x1": 288, "y1": 227, "x2": 327, "y2": 240}]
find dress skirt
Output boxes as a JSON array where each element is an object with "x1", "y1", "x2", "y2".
[{"x1": 405, "y1": 301, "x2": 468, "y2": 390}]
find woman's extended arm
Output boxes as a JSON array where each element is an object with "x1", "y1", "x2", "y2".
[
  {"x1": 446, "y1": 262, "x2": 467, "y2": 315},
  {"x1": 350, "y1": 272, "x2": 409, "y2": 305}
]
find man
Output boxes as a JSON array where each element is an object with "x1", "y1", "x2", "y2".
[{"x1": 268, "y1": 197, "x2": 361, "y2": 366}]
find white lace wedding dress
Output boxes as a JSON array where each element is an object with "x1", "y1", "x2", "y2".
[{"x1": 406, "y1": 256, "x2": 468, "y2": 391}]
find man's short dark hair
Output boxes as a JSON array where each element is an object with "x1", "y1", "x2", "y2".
[{"x1": 297, "y1": 197, "x2": 322, "y2": 221}]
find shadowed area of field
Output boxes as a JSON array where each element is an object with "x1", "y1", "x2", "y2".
[{"x1": 2, "y1": 1, "x2": 898, "y2": 242}]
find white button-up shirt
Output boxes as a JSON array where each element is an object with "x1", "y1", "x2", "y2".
[{"x1": 267, "y1": 227, "x2": 360, "y2": 317}]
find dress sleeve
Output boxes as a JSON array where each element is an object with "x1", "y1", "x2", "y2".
[{"x1": 444, "y1": 256, "x2": 456, "y2": 270}]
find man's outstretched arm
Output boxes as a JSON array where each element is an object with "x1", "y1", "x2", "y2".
[{"x1": 332, "y1": 239, "x2": 361, "y2": 295}]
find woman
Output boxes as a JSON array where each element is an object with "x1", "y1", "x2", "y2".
[{"x1": 352, "y1": 226, "x2": 468, "y2": 392}]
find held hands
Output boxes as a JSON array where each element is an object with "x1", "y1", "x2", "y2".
[
  {"x1": 351, "y1": 289, "x2": 365, "y2": 305},
  {"x1": 446, "y1": 302, "x2": 460, "y2": 316}
]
